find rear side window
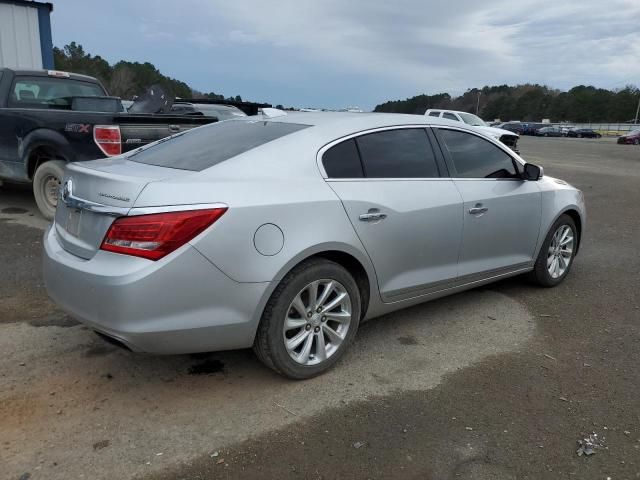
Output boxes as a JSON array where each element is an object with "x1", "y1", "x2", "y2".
[
  {"x1": 442, "y1": 112, "x2": 458, "y2": 121},
  {"x1": 428, "y1": 111, "x2": 441, "y2": 117},
  {"x1": 437, "y1": 129, "x2": 518, "y2": 179},
  {"x1": 9, "y1": 76, "x2": 105, "y2": 108},
  {"x1": 355, "y1": 129, "x2": 439, "y2": 178},
  {"x1": 129, "y1": 120, "x2": 309, "y2": 171},
  {"x1": 322, "y1": 139, "x2": 363, "y2": 178}
]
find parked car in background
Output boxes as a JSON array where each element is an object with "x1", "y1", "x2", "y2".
[
  {"x1": 560, "y1": 126, "x2": 575, "y2": 136},
  {"x1": 617, "y1": 129, "x2": 640, "y2": 145},
  {"x1": 170, "y1": 102, "x2": 247, "y2": 120},
  {"x1": 567, "y1": 128, "x2": 601, "y2": 138},
  {"x1": 536, "y1": 126, "x2": 563, "y2": 137},
  {"x1": 0, "y1": 68, "x2": 216, "y2": 219},
  {"x1": 425, "y1": 109, "x2": 519, "y2": 152},
  {"x1": 44, "y1": 110, "x2": 585, "y2": 379},
  {"x1": 496, "y1": 122, "x2": 524, "y2": 135},
  {"x1": 521, "y1": 123, "x2": 547, "y2": 135}
]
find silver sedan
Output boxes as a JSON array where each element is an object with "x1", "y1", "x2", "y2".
[{"x1": 43, "y1": 111, "x2": 585, "y2": 379}]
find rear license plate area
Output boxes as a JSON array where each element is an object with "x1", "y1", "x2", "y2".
[{"x1": 65, "y1": 208, "x2": 82, "y2": 237}]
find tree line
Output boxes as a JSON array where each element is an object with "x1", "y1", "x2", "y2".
[
  {"x1": 53, "y1": 42, "x2": 246, "y2": 102},
  {"x1": 374, "y1": 84, "x2": 640, "y2": 123}
]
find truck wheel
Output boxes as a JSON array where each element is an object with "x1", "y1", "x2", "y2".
[{"x1": 33, "y1": 160, "x2": 66, "y2": 220}]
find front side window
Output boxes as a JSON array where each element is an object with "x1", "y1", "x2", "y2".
[
  {"x1": 355, "y1": 128, "x2": 439, "y2": 178},
  {"x1": 437, "y1": 129, "x2": 519, "y2": 179},
  {"x1": 9, "y1": 76, "x2": 105, "y2": 108},
  {"x1": 442, "y1": 112, "x2": 458, "y2": 121}
]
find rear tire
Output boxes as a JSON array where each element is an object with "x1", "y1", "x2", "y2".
[
  {"x1": 254, "y1": 258, "x2": 361, "y2": 379},
  {"x1": 33, "y1": 160, "x2": 66, "y2": 220},
  {"x1": 528, "y1": 214, "x2": 577, "y2": 287}
]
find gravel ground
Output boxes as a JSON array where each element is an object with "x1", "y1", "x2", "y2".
[{"x1": 1, "y1": 136, "x2": 639, "y2": 480}]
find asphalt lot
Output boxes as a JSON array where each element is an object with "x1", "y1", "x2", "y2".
[{"x1": 1, "y1": 136, "x2": 639, "y2": 480}]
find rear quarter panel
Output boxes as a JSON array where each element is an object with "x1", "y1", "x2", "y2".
[{"x1": 132, "y1": 133, "x2": 379, "y2": 287}]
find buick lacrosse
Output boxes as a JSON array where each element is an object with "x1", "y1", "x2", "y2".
[{"x1": 43, "y1": 111, "x2": 585, "y2": 379}]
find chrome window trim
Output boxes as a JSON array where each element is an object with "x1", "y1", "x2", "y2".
[{"x1": 316, "y1": 124, "x2": 441, "y2": 180}]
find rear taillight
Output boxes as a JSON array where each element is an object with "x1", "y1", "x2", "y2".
[
  {"x1": 100, "y1": 208, "x2": 227, "y2": 260},
  {"x1": 93, "y1": 125, "x2": 122, "y2": 157}
]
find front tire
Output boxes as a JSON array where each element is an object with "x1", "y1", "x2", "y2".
[
  {"x1": 254, "y1": 258, "x2": 361, "y2": 379},
  {"x1": 33, "y1": 160, "x2": 66, "y2": 220},
  {"x1": 529, "y1": 214, "x2": 577, "y2": 287}
]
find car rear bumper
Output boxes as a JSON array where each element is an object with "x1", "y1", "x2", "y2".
[{"x1": 43, "y1": 225, "x2": 269, "y2": 354}]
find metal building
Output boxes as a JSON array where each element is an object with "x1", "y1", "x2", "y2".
[{"x1": 0, "y1": 0, "x2": 53, "y2": 69}]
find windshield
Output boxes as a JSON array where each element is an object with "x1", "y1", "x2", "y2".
[{"x1": 458, "y1": 112, "x2": 487, "y2": 127}]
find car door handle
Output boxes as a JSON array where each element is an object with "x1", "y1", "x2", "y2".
[
  {"x1": 468, "y1": 204, "x2": 488, "y2": 215},
  {"x1": 359, "y1": 209, "x2": 387, "y2": 222}
]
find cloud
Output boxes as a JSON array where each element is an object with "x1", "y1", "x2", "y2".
[
  {"x1": 51, "y1": 0, "x2": 640, "y2": 109},
  {"x1": 228, "y1": 30, "x2": 259, "y2": 45},
  {"x1": 210, "y1": 0, "x2": 640, "y2": 93},
  {"x1": 187, "y1": 32, "x2": 218, "y2": 49},
  {"x1": 139, "y1": 23, "x2": 176, "y2": 42}
]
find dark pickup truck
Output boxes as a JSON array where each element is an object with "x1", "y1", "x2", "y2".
[{"x1": 0, "y1": 68, "x2": 216, "y2": 219}]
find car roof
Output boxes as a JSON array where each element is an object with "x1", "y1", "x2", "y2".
[
  {"x1": 1, "y1": 68, "x2": 99, "y2": 83},
  {"x1": 426, "y1": 109, "x2": 477, "y2": 116},
  {"x1": 257, "y1": 111, "x2": 496, "y2": 147},
  {"x1": 270, "y1": 111, "x2": 461, "y2": 129}
]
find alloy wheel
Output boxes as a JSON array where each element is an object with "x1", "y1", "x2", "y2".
[
  {"x1": 547, "y1": 224, "x2": 574, "y2": 279},
  {"x1": 282, "y1": 279, "x2": 352, "y2": 366}
]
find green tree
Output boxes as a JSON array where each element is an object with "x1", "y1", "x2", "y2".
[{"x1": 53, "y1": 42, "x2": 253, "y2": 103}]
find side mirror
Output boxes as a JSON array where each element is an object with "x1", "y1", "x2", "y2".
[{"x1": 523, "y1": 163, "x2": 543, "y2": 181}]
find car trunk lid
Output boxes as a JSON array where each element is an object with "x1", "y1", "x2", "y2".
[{"x1": 54, "y1": 157, "x2": 189, "y2": 259}]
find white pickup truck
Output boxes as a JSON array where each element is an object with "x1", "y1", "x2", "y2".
[{"x1": 425, "y1": 109, "x2": 519, "y2": 153}]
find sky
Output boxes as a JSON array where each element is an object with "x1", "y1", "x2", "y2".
[{"x1": 50, "y1": 0, "x2": 640, "y2": 110}]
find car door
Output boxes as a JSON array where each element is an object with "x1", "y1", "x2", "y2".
[
  {"x1": 433, "y1": 127, "x2": 542, "y2": 281},
  {"x1": 322, "y1": 127, "x2": 464, "y2": 302}
]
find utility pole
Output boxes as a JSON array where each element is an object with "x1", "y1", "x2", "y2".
[
  {"x1": 635, "y1": 93, "x2": 640, "y2": 125},
  {"x1": 476, "y1": 91, "x2": 481, "y2": 115}
]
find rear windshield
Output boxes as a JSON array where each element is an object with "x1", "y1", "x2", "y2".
[{"x1": 128, "y1": 120, "x2": 309, "y2": 171}]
